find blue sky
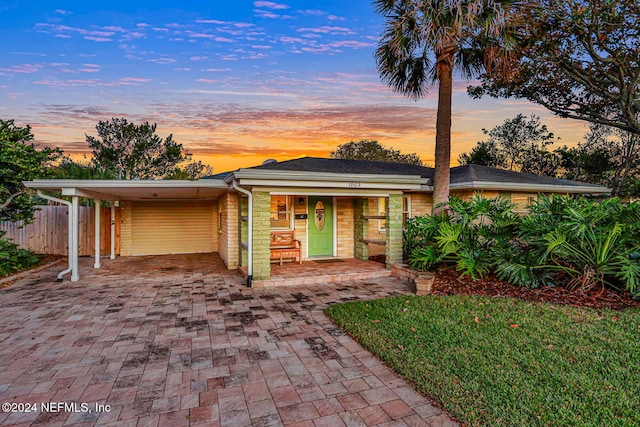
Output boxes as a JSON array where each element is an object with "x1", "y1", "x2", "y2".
[{"x1": 0, "y1": 0, "x2": 588, "y2": 171}]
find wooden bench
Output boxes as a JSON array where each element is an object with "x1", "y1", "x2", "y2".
[{"x1": 270, "y1": 231, "x2": 303, "y2": 265}]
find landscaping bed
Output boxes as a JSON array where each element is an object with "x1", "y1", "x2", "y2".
[
  {"x1": 431, "y1": 268, "x2": 639, "y2": 311},
  {"x1": 0, "y1": 254, "x2": 63, "y2": 290}
]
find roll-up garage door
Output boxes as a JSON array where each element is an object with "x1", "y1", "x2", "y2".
[{"x1": 131, "y1": 201, "x2": 214, "y2": 256}]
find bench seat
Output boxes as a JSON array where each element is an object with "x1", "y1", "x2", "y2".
[{"x1": 270, "y1": 231, "x2": 302, "y2": 265}]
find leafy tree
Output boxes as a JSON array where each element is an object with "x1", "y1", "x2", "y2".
[
  {"x1": 165, "y1": 160, "x2": 214, "y2": 180},
  {"x1": 0, "y1": 119, "x2": 62, "y2": 222},
  {"x1": 459, "y1": 114, "x2": 560, "y2": 176},
  {"x1": 330, "y1": 140, "x2": 423, "y2": 165},
  {"x1": 86, "y1": 118, "x2": 187, "y2": 179},
  {"x1": 556, "y1": 123, "x2": 640, "y2": 195},
  {"x1": 52, "y1": 157, "x2": 117, "y2": 180},
  {"x1": 470, "y1": 0, "x2": 640, "y2": 135},
  {"x1": 458, "y1": 141, "x2": 503, "y2": 168},
  {"x1": 374, "y1": 0, "x2": 520, "y2": 214}
]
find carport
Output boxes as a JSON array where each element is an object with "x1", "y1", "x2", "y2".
[{"x1": 24, "y1": 179, "x2": 228, "y2": 282}]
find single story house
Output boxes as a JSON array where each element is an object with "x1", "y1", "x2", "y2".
[{"x1": 24, "y1": 157, "x2": 610, "y2": 285}]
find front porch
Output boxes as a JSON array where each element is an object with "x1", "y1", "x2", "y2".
[{"x1": 240, "y1": 258, "x2": 391, "y2": 288}]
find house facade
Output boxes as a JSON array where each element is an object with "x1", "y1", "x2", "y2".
[{"x1": 24, "y1": 157, "x2": 610, "y2": 285}]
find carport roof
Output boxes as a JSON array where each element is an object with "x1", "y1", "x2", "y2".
[{"x1": 24, "y1": 179, "x2": 229, "y2": 201}]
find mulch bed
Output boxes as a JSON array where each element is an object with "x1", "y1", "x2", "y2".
[
  {"x1": 0, "y1": 255, "x2": 64, "y2": 290},
  {"x1": 431, "y1": 268, "x2": 639, "y2": 311}
]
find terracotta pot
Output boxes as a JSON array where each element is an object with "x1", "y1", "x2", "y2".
[{"x1": 415, "y1": 272, "x2": 435, "y2": 295}]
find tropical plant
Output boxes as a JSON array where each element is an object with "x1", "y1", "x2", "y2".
[
  {"x1": 407, "y1": 194, "x2": 521, "y2": 279},
  {"x1": 374, "y1": 0, "x2": 520, "y2": 214},
  {"x1": 519, "y1": 195, "x2": 640, "y2": 294}
]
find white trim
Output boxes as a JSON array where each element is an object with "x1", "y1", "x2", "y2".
[
  {"x1": 264, "y1": 188, "x2": 402, "y2": 196},
  {"x1": 94, "y1": 200, "x2": 101, "y2": 269},
  {"x1": 448, "y1": 181, "x2": 611, "y2": 193},
  {"x1": 63, "y1": 188, "x2": 119, "y2": 201},
  {"x1": 237, "y1": 178, "x2": 420, "y2": 190},
  {"x1": 71, "y1": 196, "x2": 79, "y2": 282},
  {"x1": 232, "y1": 169, "x2": 425, "y2": 184},
  {"x1": 37, "y1": 191, "x2": 73, "y2": 281},
  {"x1": 333, "y1": 196, "x2": 337, "y2": 257},
  {"x1": 25, "y1": 179, "x2": 228, "y2": 189},
  {"x1": 110, "y1": 205, "x2": 116, "y2": 260}
]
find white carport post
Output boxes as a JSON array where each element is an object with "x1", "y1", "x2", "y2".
[
  {"x1": 110, "y1": 204, "x2": 116, "y2": 260},
  {"x1": 94, "y1": 200, "x2": 101, "y2": 268},
  {"x1": 36, "y1": 190, "x2": 72, "y2": 281},
  {"x1": 71, "y1": 196, "x2": 80, "y2": 282}
]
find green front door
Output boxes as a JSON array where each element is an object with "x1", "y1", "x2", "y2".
[{"x1": 308, "y1": 196, "x2": 333, "y2": 257}]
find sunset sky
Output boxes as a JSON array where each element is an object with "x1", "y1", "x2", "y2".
[{"x1": 0, "y1": 0, "x2": 590, "y2": 173}]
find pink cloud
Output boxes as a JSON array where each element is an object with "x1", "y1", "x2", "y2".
[
  {"x1": 253, "y1": 1, "x2": 290, "y2": 9},
  {"x1": 297, "y1": 26, "x2": 354, "y2": 35},
  {"x1": 0, "y1": 64, "x2": 43, "y2": 74}
]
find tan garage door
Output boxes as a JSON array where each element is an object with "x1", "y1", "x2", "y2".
[{"x1": 131, "y1": 201, "x2": 214, "y2": 256}]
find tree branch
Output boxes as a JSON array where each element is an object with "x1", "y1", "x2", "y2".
[{"x1": 0, "y1": 191, "x2": 24, "y2": 211}]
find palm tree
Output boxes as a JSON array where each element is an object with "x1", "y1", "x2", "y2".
[{"x1": 374, "y1": 0, "x2": 520, "y2": 214}]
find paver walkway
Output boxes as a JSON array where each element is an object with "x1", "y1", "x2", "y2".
[{"x1": 0, "y1": 254, "x2": 458, "y2": 426}]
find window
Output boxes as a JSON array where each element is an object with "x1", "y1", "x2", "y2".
[
  {"x1": 378, "y1": 195, "x2": 411, "y2": 230},
  {"x1": 378, "y1": 197, "x2": 387, "y2": 231},
  {"x1": 270, "y1": 195, "x2": 292, "y2": 229},
  {"x1": 402, "y1": 195, "x2": 411, "y2": 227}
]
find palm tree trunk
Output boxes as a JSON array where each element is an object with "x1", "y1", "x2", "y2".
[{"x1": 432, "y1": 58, "x2": 454, "y2": 215}]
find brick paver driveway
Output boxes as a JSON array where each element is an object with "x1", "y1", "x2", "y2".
[{"x1": 0, "y1": 255, "x2": 457, "y2": 427}]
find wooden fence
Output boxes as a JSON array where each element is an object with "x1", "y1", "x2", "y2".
[{"x1": 0, "y1": 206, "x2": 114, "y2": 256}]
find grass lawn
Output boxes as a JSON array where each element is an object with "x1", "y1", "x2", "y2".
[{"x1": 326, "y1": 295, "x2": 640, "y2": 427}]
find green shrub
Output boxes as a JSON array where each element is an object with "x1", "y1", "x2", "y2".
[
  {"x1": 520, "y1": 195, "x2": 640, "y2": 294},
  {"x1": 0, "y1": 233, "x2": 40, "y2": 276},
  {"x1": 407, "y1": 195, "x2": 640, "y2": 296},
  {"x1": 407, "y1": 194, "x2": 521, "y2": 279}
]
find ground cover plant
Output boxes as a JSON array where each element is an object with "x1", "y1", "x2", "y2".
[{"x1": 326, "y1": 295, "x2": 640, "y2": 427}]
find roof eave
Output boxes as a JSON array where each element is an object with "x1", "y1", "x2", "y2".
[
  {"x1": 449, "y1": 181, "x2": 612, "y2": 194},
  {"x1": 24, "y1": 179, "x2": 229, "y2": 190},
  {"x1": 232, "y1": 169, "x2": 426, "y2": 185}
]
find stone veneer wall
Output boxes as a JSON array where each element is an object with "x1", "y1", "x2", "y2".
[
  {"x1": 385, "y1": 193, "x2": 403, "y2": 268},
  {"x1": 251, "y1": 191, "x2": 271, "y2": 280},
  {"x1": 367, "y1": 197, "x2": 386, "y2": 256},
  {"x1": 353, "y1": 198, "x2": 368, "y2": 260}
]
